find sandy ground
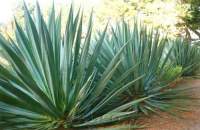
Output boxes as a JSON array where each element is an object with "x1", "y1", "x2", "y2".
[{"x1": 137, "y1": 79, "x2": 200, "y2": 130}]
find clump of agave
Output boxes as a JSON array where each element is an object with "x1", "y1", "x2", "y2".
[
  {"x1": 169, "y1": 38, "x2": 200, "y2": 76},
  {"x1": 0, "y1": 2, "x2": 196, "y2": 130},
  {"x1": 98, "y1": 20, "x2": 193, "y2": 115},
  {"x1": 0, "y1": 3, "x2": 147, "y2": 129}
]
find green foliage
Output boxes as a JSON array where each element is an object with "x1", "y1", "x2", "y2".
[
  {"x1": 0, "y1": 3, "x2": 147, "y2": 129},
  {"x1": 181, "y1": 0, "x2": 200, "y2": 30},
  {"x1": 160, "y1": 66, "x2": 182, "y2": 83},
  {"x1": 0, "y1": 2, "x2": 197, "y2": 130},
  {"x1": 98, "y1": 20, "x2": 193, "y2": 115},
  {"x1": 178, "y1": 0, "x2": 200, "y2": 40},
  {"x1": 169, "y1": 38, "x2": 200, "y2": 76}
]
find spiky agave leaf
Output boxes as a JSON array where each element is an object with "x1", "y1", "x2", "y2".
[
  {"x1": 0, "y1": 3, "x2": 146, "y2": 130},
  {"x1": 169, "y1": 38, "x2": 200, "y2": 76},
  {"x1": 98, "y1": 20, "x2": 194, "y2": 116}
]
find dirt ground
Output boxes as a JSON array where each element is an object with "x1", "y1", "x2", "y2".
[{"x1": 137, "y1": 79, "x2": 200, "y2": 130}]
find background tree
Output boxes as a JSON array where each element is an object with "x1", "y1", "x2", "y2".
[{"x1": 178, "y1": 0, "x2": 200, "y2": 41}]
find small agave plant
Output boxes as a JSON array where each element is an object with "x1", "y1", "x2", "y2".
[
  {"x1": 98, "y1": 20, "x2": 194, "y2": 115},
  {"x1": 0, "y1": 3, "x2": 146, "y2": 130},
  {"x1": 169, "y1": 38, "x2": 200, "y2": 76}
]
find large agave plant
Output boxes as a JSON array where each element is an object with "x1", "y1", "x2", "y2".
[
  {"x1": 0, "y1": 3, "x2": 146, "y2": 130},
  {"x1": 169, "y1": 38, "x2": 200, "y2": 76},
  {"x1": 98, "y1": 21, "x2": 193, "y2": 115}
]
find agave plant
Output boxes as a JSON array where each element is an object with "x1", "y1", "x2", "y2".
[
  {"x1": 98, "y1": 20, "x2": 193, "y2": 115},
  {"x1": 0, "y1": 3, "x2": 148, "y2": 130},
  {"x1": 169, "y1": 38, "x2": 200, "y2": 76}
]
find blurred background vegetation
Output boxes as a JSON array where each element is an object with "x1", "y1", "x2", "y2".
[{"x1": 0, "y1": 0, "x2": 199, "y2": 40}]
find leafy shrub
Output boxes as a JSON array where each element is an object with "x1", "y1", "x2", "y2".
[{"x1": 160, "y1": 66, "x2": 182, "y2": 83}]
